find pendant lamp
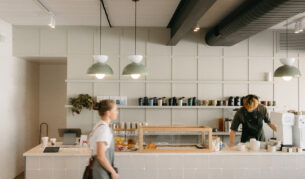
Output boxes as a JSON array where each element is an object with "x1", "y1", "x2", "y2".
[
  {"x1": 122, "y1": 0, "x2": 148, "y2": 79},
  {"x1": 87, "y1": 1, "x2": 113, "y2": 79},
  {"x1": 274, "y1": 20, "x2": 301, "y2": 81}
]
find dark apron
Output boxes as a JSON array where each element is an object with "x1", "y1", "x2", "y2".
[
  {"x1": 241, "y1": 111, "x2": 265, "y2": 143},
  {"x1": 92, "y1": 136, "x2": 115, "y2": 179}
]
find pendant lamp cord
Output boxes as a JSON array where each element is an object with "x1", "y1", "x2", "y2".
[
  {"x1": 100, "y1": 2, "x2": 102, "y2": 55},
  {"x1": 286, "y1": 19, "x2": 288, "y2": 58},
  {"x1": 134, "y1": 0, "x2": 137, "y2": 55}
]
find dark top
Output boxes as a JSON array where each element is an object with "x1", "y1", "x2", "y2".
[{"x1": 230, "y1": 104, "x2": 270, "y2": 142}]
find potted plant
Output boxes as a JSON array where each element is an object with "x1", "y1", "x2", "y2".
[{"x1": 69, "y1": 94, "x2": 94, "y2": 115}]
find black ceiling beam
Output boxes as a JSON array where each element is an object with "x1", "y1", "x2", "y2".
[
  {"x1": 100, "y1": 0, "x2": 112, "y2": 27},
  {"x1": 167, "y1": 0, "x2": 216, "y2": 46},
  {"x1": 205, "y1": 0, "x2": 305, "y2": 46}
]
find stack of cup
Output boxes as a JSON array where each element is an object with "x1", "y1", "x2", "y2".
[{"x1": 41, "y1": 137, "x2": 49, "y2": 148}]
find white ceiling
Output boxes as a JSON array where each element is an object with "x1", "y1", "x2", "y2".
[
  {"x1": 1, "y1": 0, "x2": 297, "y2": 31},
  {"x1": 0, "y1": 0, "x2": 180, "y2": 27}
]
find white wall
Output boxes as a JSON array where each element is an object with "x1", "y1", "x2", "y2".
[
  {"x1": 12, "y1": 26, "x2": 305, "y2": 139},
  {"x1": 0, "y1": 20, "x2": 39, "y2": 178},
  {"x1": 39, "y1": 63, "x2": 67, "y2": 139}
]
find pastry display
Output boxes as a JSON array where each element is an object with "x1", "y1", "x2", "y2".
[{"x1": 145, "y1": 142, "x2": 157, "y2": 149}]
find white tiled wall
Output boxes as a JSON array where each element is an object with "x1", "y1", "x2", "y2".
[
  {"x1": 12, "y1": 26, "x2": 305, "y2": 137},
  {"x1": 25, "y1": 156, "x2": 90, "y2": 179},
  {"x1": 114, "y1": 154, "x2": 305, "y2": 179}
]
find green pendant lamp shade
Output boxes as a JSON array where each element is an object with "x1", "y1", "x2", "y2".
[
  {"x1": 87, "y1": 1, "x2": 113, "y2": 79},
  {"x1": 274, "y1": 58, "x2": 301, "y2": 81},
  {"x1": 122, "y1": 55, "x2": 148, "y2": 79},
  {"x1": 87, "y1": 55, "x2": 113, "y2": 79},
  {"x1": 122, "y1": 0, "x2": 148, "y2": 80}
]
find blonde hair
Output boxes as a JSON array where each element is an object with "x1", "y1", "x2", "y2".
[{"x1": 243, "y1": 95, "x2": 259, "y2": 111}]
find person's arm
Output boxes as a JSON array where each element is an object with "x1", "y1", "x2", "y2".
[
  {"x1": 230, "y1": 110, "x2": 242, "y2": 147},
  {"x1": 230, "y1": 130, "x2": 237, "y2": 148},
  {"x1": 262, "y1": 106, "x2": 277, "y2": 132},
  {"x1": 96, "y1": 142, "x2": 118, "y2": 179},
  {"x1": 267, "y1": 122, "x2": 277, "y2": 131}
]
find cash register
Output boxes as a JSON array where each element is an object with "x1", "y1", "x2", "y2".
[{"x1": 58, "y1": 128, "x2": 81, "y2": 148}]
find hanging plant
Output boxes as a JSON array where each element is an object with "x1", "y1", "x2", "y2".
[{"x1": 69, "y1": 94, "x2": 94, "y2": 115}]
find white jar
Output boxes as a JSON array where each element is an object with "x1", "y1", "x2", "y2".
[{"x1": 41, "y1": 137, "x2": 49, "y2": 147}]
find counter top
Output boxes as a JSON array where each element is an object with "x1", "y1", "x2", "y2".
[
  {"x1": 23, "y1": 142, "x2": 91, "y2": 157},
  {"x1": 115, "y1": 148, "x2": 305, "y2": 156},
  {"x1": 24, "y1": 143, "x2": 305, "y2": 157}
]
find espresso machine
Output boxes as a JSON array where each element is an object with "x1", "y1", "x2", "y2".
[
  {"x1": 270, "y1": 112, "x2": 295, "y2": 147},
  {"x1": 293, "y1": 114, "x2": 305, "y2": 149}
]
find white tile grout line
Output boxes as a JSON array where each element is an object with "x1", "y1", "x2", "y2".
[
  {"x1": 170, "y1": 43, "x2": 174, "y2": 127},
  {"x1": 247, "y1": 39, "x2": 250, "y2": 95},
  {"x1": 196, "y1": 35, "x2": 199, "y2": 127}
]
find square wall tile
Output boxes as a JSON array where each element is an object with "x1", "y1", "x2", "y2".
[
  {"x1": 198, "y1": 57, "x2": 223, "y2": 81},
  {"x1": 147, "y1": 28, "x2": 171, "y2": 56},
  {"x1": 172, "y1": 32, "x2": 198, "y2": 56},
  {"x1": 94, "y1": 28, "x2": 120, "y2": 55},
  {"x1": 156, "y1": 155, "x2": 184, "y2": 169},
  {"x1": 120, "y1": 83, "x2": 145, "y2": 105},
  {"x1": 147, "y1": 83, "x2": 171, "y2": 97},
  {"x1": 120, "y1": 109, "x2": 145, "y2": 123},
  {"x1": 94, "y1": 83, "x2": 119, "y2": 97},
  {"x1": 146, "y1": 109, "x2": 171, "y2": 126},
  {"x1": 146, "y1": 56, "x2": 171, "y2": 80},
  {"x1": 198, "y1": 42, "x2": 223, "y2": 56},
  {"x1": 40, "y1": 157, "x2": 53, "y2": 170},
  {"x1": 224, "y1": 40, "x2": 248, "y2": 57},
  {"x1": 39, "y1": 169, "x2": 53, "y2": 179},
  {"x1": 120, "y1": 28, "x2": 148, "y2": 56},
  {"x1": 26, "y1": 170, "x2": 40, "y2": 179},
  {"x1": 224, "y1": 84, "x2": 248, "y2": 97},
  {"x1": 173, "y1": 56, "x2": 197, "y2": 80},
  {"x1": 172, "y1": 109, "x2": 197, "y2": 126},
  {"x1": 249, "y1": 31, "x2": 274, "y2": 57},
  {"x1": 26, "y1": 157, "x2": 40, "y2": 170},
  {"x1": 173, "y1": 83, "x2": 197, "y2": 97},
  {"x1": 67, "y1": 83, "x2": 93, "y2": 98},
  {"x1": 274, "y1": 79, "x2": 298, "y2": 110},
  {"x1": 66, "y1": 110, "x2": 93, "y2": 134},
  {"x1": 249, "y1": 84, "x2": 273, "y2": 101},
  {"x1": 67, "y1": 54, "x2": 93, "y2": 80},
  {"x1": 198, "y1": 84, "x2": 222, "y2": 100},
  {"x1": 249, "y1": 58, "x2": 273, "y2": 81},
  {"x1": 224, "y1": 57, "x2": 248, "y2": 81},
  {"x1": 68, "y1": 27, "x2": 94, "y2": 54},
  {"x1": 198, "y1": 109, "x2": 223, "y2": 128}
]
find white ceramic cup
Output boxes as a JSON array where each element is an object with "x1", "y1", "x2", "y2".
[
  {"x1": 50, "y1": 138, "x2": 56, "y2": 146},
  {"x1": 41, "y1": 137, "x2": 49, "y2": 147},
  {"x1": 268, "y1": 145, "x2": 276, "y2": 152}
]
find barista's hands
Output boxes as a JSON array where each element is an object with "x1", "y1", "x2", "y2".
[{"x1": 268, "y1": 123, "x2": 277, "y2": 132}]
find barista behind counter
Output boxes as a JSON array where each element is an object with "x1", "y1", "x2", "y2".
[{"x1": 230, "y1": 95, "x2": 277, "y2": 147}]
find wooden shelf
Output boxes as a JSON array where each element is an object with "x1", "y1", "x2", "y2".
[
  {"x1": 142, "y1": 131, "x2": 241, "y2": 136},
  {"x1": 65, "y1": 79, "x2": 275, "y2": 84},
  {"x1": 65, "y1": 105, "x2": 276, "y2": 110}
]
